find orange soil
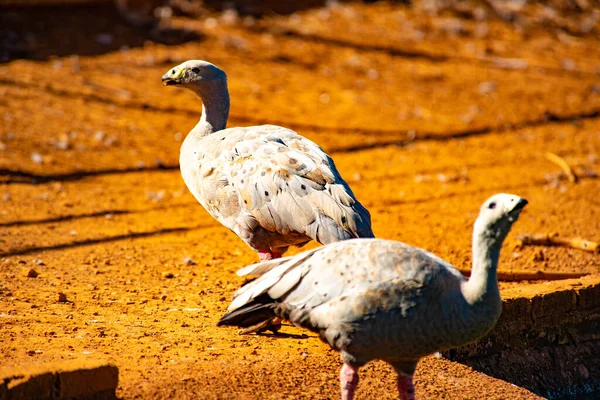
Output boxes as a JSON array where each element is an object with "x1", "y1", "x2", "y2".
[{"x1": 1, "y1": 2, "x2": 599, "y2": 399}]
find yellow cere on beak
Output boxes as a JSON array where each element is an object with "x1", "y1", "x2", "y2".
[{"x1": 162, "y1": 66, "x2": 186, "y2": 86}]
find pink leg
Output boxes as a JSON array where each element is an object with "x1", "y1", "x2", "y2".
[
  {"x1": 258, "y1": 250, "x2": 283, "y2": 261},
  {"x1": 340, "y1": 364, "x2": 359, "y2": 400},
  {"x1": 398, "y1": 374, "x2": 415, "y2": 400}
]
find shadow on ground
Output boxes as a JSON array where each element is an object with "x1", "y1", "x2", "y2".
[{"x1": 0, "y1": 4, "x2": 201, "y2": 63}]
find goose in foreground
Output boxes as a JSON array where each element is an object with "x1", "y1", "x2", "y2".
[
  {"x1": 218, "y1": 193, "x2": 527, "y2": 400},
  {"x1": 162, "y1": 60, "x2": 374, "y2": 261}
]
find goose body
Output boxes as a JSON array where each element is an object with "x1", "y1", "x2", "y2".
[
  {"x1": 219, "y1": 193, "x2": 528, "y2": 399},
  {"x1": 163, "y1": 60, "x2": 373, "y2": 260}
]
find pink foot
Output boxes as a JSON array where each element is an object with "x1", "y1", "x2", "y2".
[
  {"x1": 340, "y1": 364, "x2": 359, "y2": 400},
  {"x1": 258, "y1": 250, "x2": 283, "y2": 261},
  {"x1": 398, "y1": 374, "x2": 415, "y2": 400}
]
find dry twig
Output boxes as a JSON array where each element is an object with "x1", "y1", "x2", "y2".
[
  {"x1": 458, "y1": 268, "x2": 588, "y2": 282},
  {"x1": 515, "y1": 233, "x2": 599, "y2": 253},
  {"x1": 545, "y1": 152, "x2": 578, "y2": 183}
]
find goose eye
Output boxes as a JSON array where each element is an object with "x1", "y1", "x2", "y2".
[
  {"x1": 488, "y1": 202, "x2": 496, "y2": 209},
  {"x1": 171, "y1": 69, "x2": 175, "y2": 75},
  {"x1": 192, "y1": 67, "x2": 200, "y2": 74}
]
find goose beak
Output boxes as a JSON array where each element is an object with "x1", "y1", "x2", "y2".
[
  {"x1": 512, "y1": 198, "x2": 528, "y2": 212},
  {"x1": 162, "y1": 66, "x2": 185, "y2": 86},
  {"x1": 508, "y1": 197, "x2": 528, "y2": 220}
]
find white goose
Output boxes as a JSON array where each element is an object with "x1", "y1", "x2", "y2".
[
  {"x1": 162, "y1": 60, "x2": 374, "y2": 261},
  {"x1": 219, "y1": 194, "x2": 527, "y2": 400}
]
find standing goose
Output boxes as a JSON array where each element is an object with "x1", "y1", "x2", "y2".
[
  {"x1": 218, "y1": 193, "x2": 527, "y2": 400},
  {"x1": 162, "y1": 60, "x2": 374, "y2": 261}
]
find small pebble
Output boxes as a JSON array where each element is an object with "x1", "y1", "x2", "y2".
[
  {"x1": 96, "y1": 33, "x2": 113, "y2": 45},
  {"x1": 478, "y1": 81, "x2": 497, "y2": 94},
  {"x1": 162, "y1": 271, "x2": 174, "y2": 279},
  {"x1": 58, "y1": 292, "x2": 68, "y2": 302},
  {"x1": 24, "y1": 268, "x2": 38, "y2": 278},
  {"x1": 147, "y1": 190, "x2": 166, "y2": 202},
  {"x1": 31, "y1": 152, "x2": 43, "y2": 164},
  {"x1": 204, "y1": 17, "x2": 218, "y2": 29},
  {"x1": 94, "y1": 131, "x2": 106, "y2": 142},
  {"x1": 530, "y1": 249, "x2": 545, "y2": 262},
  {"x1": 182, "y1": 257, "x2": 196, "y2": 266}
]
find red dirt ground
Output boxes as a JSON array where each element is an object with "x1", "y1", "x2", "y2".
[{"x1": 1, "y1": 2, "x2": 599, "y2": 399}]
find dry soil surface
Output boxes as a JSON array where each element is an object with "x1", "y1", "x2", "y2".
[{"x1": 1, "y1": 2, "x2": 599, "y2": 399}]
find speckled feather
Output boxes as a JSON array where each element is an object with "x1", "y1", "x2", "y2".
[
  {"x1": 180, "y1": 124, "x2": 374, "y2": 254},
  {"x1": 223, "y1": 238, "x2": 501, "y2": 371}
]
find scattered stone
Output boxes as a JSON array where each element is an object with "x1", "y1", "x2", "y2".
[
  {"x1": 162, "y1": 271, "x2": 174, "y2": 279},
  {"x1": 24, "y1": 268, "x2": 38, "y2": 278},
  {"x1": 561, "y1": 59, "x2": 576, "y2": 71},
  {"x1": 71, "y1": 55, "x2": 81, "y2": 73},
  {"x1": 34, "y1": 259, "x2": 45, "y2": 266},
  {"x1": 530, "y1": 249, "x2": 545, "y2": 262},
  {"x1": 96, "y1": 33, "x2": 113, "y2": 45},
  {"x1": 366, "y1": 69, "x2": 379, "y2": 80},
  {"x1": 31, "y1": 152, "x2": 43, "y2": 164},
  {"x1": 182, "y1": 257, "x2": 196, "y2": 266},
  {"x1": 147, "y1": 190, "x2": 166, "y2": 202},
  {"x1": 478, "y1": 81, "x2": 497, "y2": 94},
  {"x1": 58, "y1": 292, "x2": 68, "y2": 303},
  {"x1": 93, "y1": 131, "x2": 106, "y2": 142},
  {"x1": 160, "y1": 294, "x2": 168, "y2": 301},
  {"x1": 53, "y1": 133, "x2": 71, "y2": 150},
  {"x1": 204, "y1": 17, "x2": 218, "y2": 29}
]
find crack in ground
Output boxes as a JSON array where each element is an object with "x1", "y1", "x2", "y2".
[
  {"x1": 0, "y1": 203, "x2": 198, "y2": 227},
  {"x1": 258, "y1": 27, "x2": 599, "y2": 79},
  {"x1": 1, "y1": 107, "x2": 597, "y2": 184},
  {"x1": 2, "y1": 76, "x2": 598, "y2": 147},
  {"x1": 330, "y1": 109, "x2": 600, "y2": 153},
  {"x1": 0, "y1": 164, "x2": 179, "y2": 184},
  {"x1": 0, "y1": 225, "x2": 210, "y2": 258},
  {"x1": 366, "y1": 181, "x2": 538, "y2": 209}
]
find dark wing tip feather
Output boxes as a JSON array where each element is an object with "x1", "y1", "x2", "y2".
[{"x1": 217, "y1": 293, "x2": 277, "y2": 328}]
